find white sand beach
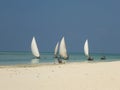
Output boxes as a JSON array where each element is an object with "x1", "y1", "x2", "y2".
[{"x1": 0, "y1": 61, "x2": 120, "y2": 90}]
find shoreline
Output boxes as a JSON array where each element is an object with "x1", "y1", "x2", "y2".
[{"x1": 0, "y1": 60, "x2": 119, "y2": 68}]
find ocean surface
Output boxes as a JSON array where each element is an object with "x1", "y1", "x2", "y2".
[{"x1": 0, "y1": 51, "x2": 120, "y2": 65}]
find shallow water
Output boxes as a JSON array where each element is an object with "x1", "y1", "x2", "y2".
[{"x1": 0, "y1": 51, "x2": 120, "y2": 65}]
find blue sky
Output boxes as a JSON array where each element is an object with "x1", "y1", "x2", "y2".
[{"x1": 0, "y1": 0, "x2": 120, "y2": 53}]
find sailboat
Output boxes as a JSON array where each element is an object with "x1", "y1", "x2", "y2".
[
  {"x1": 54, "y1": 42, "x2": 59, "y2": 58},
  {"x1": 31, "y1": 36, "x2": 40, "y2": 58},
  {"x1": 100, "y1": 56, "x2": 106, "y2": 60},
  {"x1": 59, "y1": 37, "x2": 69, "y2": 60},
  {"x1": 84, "y1": 39, "x2": 93, "y2": 61},
  {"x1": 100, "y1": 50, "x2": 106, "y2": 60}
]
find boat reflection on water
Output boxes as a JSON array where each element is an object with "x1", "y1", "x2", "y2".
[{"x1": 31, "y1": 58, "x2": 40, "y2": 64}]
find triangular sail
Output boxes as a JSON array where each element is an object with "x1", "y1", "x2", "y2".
[
  {"x1": 59, "y1": 37, "x2": 68, "y2": 59},
  {"x1": 54, "y1": 42, "x2": 59, "y2": 58},
  {"x1": 31, "y1": 36, "x2": 40, "y2": 58},
  {"x1": 84, "y1": 39, "x2": 89, "y2": 57}
]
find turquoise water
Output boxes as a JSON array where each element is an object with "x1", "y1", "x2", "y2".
[{"x1": 0, "y1": 51, "x2": 120, "y2": 65}]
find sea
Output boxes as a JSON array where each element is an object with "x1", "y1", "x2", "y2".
[{"x1": 0, "y1": 51, "x2": 120, "y2": 65}]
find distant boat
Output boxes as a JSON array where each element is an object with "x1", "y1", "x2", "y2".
[
  {"x1": 100, "y1": 50, "x2": 106, "y2": 60},
  {"x1": 59, "y1": 37, "x2": 69, "y2": 60},
  {"x1": 100, "y1": 56, "x2": 106, "y2": 60},
  {"x1": 84, "y1": 39, "x2": 93, "y2": 61},
  {"x1": 31, "y1": 36, "x2": 40, "y2": 58},
  {"x1": 54, "y1": 42, "x2": 59, "y2": 58}
]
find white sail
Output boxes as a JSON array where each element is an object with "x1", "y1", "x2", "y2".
[
  {"x1": 54, "y1": 42, "x2": 59, "y2": 57},
  {"x1": 31, "y1": 36, "x2": 40, "y2": 58},
  {"x1": 84, "y1": 39, "x2": 89, "y2": 57},
  {"x1": 59, "y1": 37, "x2": 68, "y2": 59}
]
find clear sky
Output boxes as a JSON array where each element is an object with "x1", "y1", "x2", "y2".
[{"x1": 0, "y1": 0, "x2": 120, "y2": 53}]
